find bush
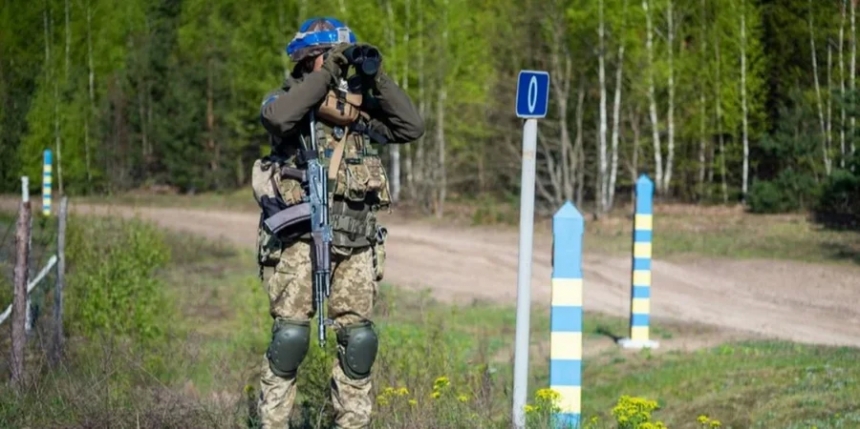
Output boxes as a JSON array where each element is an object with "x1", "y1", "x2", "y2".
[
  {"x1": 746, "y1": 169, "x2": 821, "y2": 214},
  {"x1": 815, "y1": 168, "x2": 860, "y2": 230},
  {"x1": 65, "y1": 215, "x2": 173, "y2": 343}
]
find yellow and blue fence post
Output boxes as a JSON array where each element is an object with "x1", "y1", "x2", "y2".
[
  {"x1": 550, "y1": 201, "x2": 584, "y2": 428},
  {"x1": 42, "y1": 149, "x2": 52, "y2": 216},
  {"x1": 619, "y1": 174, "x2": 659, "y2": 349},
  {"x1": 42, "y1": 149, "x2": 53, "y2": 216}
]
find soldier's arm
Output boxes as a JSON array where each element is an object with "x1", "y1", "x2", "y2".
[
  {"x1": 260, "y1": 70, "x2": 332, "y2": 136},
  {"x1": 363, "y1": 71, "x2": 425, "y2": 144}
]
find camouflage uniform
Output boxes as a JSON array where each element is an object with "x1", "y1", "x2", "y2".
[{"x1": 252, "y1": 19, "x2": 423, "y2": 429}]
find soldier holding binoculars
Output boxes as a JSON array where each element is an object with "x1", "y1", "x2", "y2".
[{"x1": 251, "y1": 16, "x2": 424, "y2": 429}]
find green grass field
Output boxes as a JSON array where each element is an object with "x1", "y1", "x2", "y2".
[
  {"x1": 152, "y1": 234, "x2": 860, "y2": 428},
  {"x1": 171, "y1": 236, "x2": 860, "y2": 429}
]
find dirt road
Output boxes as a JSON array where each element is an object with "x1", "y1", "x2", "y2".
[{"x1": 7, "y1": 199, "x2": 859, "y2": 349}]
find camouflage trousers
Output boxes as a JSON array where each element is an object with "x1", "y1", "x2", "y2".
[{"x1": 258, "y1": 240, "x2": 378, "y2": 429}]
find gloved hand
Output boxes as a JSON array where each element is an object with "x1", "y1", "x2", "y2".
[{"x1": 322, "y1": 43, "x2": 351, "y2": 80}]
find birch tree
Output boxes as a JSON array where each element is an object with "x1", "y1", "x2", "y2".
[
  {"x1": 663, "y1": 0, "x2": 676, "y2": 194},
  {"x1": 740, "y1": 0, "x2": 749, "y2": 199},
  {"x1": 642, "y1": 0, "x2": 663, "y2": 194},
  {"x1": 809, "y1": 0, "x2": 832, "y2": 176}
]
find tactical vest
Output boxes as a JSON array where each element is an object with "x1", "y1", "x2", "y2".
[{"x1": 252, "y1": 82, "x2": 392, "y2": 256}]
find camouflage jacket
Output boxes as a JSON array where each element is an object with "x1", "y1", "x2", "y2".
[{"x1": 258, "y1": 64, "x2": 424, "y2": 248}]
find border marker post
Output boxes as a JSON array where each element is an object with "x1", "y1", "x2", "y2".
[
  {"x1": 618, "y1": 174, "x2": 659, "y2": 349},
  {"x1": 511, "y1": 69, "x2": 550, "y2": 429},
  {"x1": 549, "y1": 201, "x2": 584, "y2": 428},
  {"x1": 43, "y1": 149, "x2": 52, "y2": 216}
]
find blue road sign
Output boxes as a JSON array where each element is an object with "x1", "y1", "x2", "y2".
[{"x1": 515, "y1": 70, "x2": 550, "y2": 119}]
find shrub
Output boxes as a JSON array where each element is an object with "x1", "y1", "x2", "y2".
[
  {"x1": 747, "y1": 169, "x2": 821, "y2": 214},
  {"x1": 65, "y1": 215, "x2": 173, "y2": 344},
  {"x1": 815, "y1": 167, "x2": 860, "y2": 229}
]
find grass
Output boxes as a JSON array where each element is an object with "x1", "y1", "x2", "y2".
[
  {"x1": 582, "y1": 204, "x2": 860, "y2": 265},
  {"x1": 1, "y1": 208, "x2": 858, "y2": 428},
  {"x1": 578, "y1": 341, "x2": 860, "y2": 428}
]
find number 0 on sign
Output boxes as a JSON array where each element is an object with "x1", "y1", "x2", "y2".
[{"x1": 515, "y1": 70, "x2": 550, "y2": 119}]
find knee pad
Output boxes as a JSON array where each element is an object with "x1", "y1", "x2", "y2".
[
  {"x1": 266, "y1": 318, "x2": 310, "y2": 378},
  {"x1": 336, "y1": 321, "x2": 378, "y2": 380}
]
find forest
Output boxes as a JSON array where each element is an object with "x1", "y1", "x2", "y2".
[{"x1": 0, "y1": 0, "x2": 858, "y2": 223}]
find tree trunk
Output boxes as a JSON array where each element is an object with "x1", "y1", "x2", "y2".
[
  {"x1": 85, "y1": 0, "x2": 94, "y2": 186},
  {"x1": 664, "y1": 0, "x2": 675, "y2": 195},
  {"x1": 435, "y1": 0, "x2": 448, "y2": 218},
  {"x1": 852, "y1": 0, "x2": 857, "y2": 159},
  {"x1": 415, "y1": 0, "x2": 427, "y2": 211},
  {"x1": 810, "y1": 0, "x2": 832, "y2": 175},
  {"x1": 609, "y1": 39, "x2": 626, "y2": 210},
  {"x1": 740, "y1": 1, "x2": 750, "y2": 200},
  {"x1": 715, "y1": 33, "x2": 728, "y2": 203},
  {"x1": 64, "y1": 0, "x2": 69, "y2": 80},
  {"x1": 574, "y1": 81, "x2": 586, "y2": 209},
  {"x1": 11, "y1": 199, "x2": 31, "y2": 388},
  {"x1": 643, "y1": 0, "x2": 663, "y2": 193},
  {"x1": 403, "y1": 0, "x2": 413, "y2": 193},
  {"x1": 436, "y1": 88, "x2": 446, "y2": 218},
  {"x1": 841, "y1": 0, "x2": 848, "y2": 167},
  {"x1": 828, "y1": 41, "x2": 834, "y2": 171},
  {"x1": 698, "y1": 0, "x2": 708, "y2": 198},
  {"x1": 630, "y1": 107, "x2": 641, "y2": 192},
  {"x1": 385, "y1": 0, "x2": 401, "y2": 202},
  {"x1": 548, "y1": 4, "x2": 574, "y2": 203},
  {"x1": 207, "y1": 60, "x2": 218, "y2": 174},
  {"x1": 598, "y1": 0, "x2": 608, "y2": 215}
]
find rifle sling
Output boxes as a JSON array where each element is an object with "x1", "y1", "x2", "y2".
[{"x1": 327, "y1": 128, "x2": 350, "y2": 181}]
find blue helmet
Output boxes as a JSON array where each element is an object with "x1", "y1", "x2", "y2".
[{"x1": 286, "y1": 17, "x2": 357, "y2": 62}]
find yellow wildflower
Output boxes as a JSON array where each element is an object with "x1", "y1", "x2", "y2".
[
  {"x1": 457, "y1": 394, "x2": 469, "y2": 403},
  {"x1": 698, "y1": 415, "x2": 710, "y2": 425},
  {"x1": 431, "y1": 390, "x2": 441, "y2": 399},
  {"x1": 710, "y1": 420, "x2": 722, "y2": 428},
  {"x1": 524, "y1": 404, "x2": 537, "y2": 414},
  {"x1": 395, "y1": 387, "x2": 409, "y2": 396},
  {"x1": 408, "y1": 399, "x2": 417, "y2": 407},
  {"x1": 433, "y1": 376, "x2": 450, "y2": 389},
  {"x1": 535, "y1": 388, "x2": 561, "y2": 402}
]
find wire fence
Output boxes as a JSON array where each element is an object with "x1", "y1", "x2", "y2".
[
  {"x1": 0, "y1": 204, "x2": 59, "y2": 329},
  {"x1": 1, "y1": 180, "x2": 67, "y2": 385}
]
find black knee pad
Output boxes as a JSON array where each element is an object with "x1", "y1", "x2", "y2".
[
  {"x1": 336, "y1": 321, "x2": 378, "y2": 380},
  {"x1": 266, "y1": 318, "x2": 310, "y2": 378}
]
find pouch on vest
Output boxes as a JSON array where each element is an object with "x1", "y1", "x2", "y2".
[
  {"x1": 316, "y1": 88, "x2": 362, "y2": 126},
  {"x1": 251, "y1": 157, "x2": 308, "y2": 267},
  {"x1": 372, "y1": 225, "x2": 388, "y2": 281},
  {"x1": 251, "y1": 158, "x2": 284, "y2": 267}
]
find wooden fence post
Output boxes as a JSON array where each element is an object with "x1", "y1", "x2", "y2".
[
  {"x1": 50, "y1": 196, "x2": 68, "y2": 367},
  {"x1": 11, "y1": 177, "x2": 32, "y2": 387}
]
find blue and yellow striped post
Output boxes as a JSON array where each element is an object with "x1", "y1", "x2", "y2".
[
  {"x1": 549, "y1": 201, "x2": 584, "y2": 428},
  {"x1": 619, "y1": 174, "x2": 659, "y2": 349},
  {"x1": 42, "y1": 149, "x2": 52, "y2": 216}
]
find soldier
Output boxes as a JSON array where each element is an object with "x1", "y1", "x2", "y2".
[{"x1": 251, "y1": 17, "x2": 424, "y2": 429}]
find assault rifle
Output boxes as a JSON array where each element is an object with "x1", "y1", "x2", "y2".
[{"x1": 263, "y1": 110, "x2": 333, "y2": 348}]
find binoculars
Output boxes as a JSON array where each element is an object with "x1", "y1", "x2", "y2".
[{"x1": 342, "y1": 45, "x2": 381, "y2": 76}]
